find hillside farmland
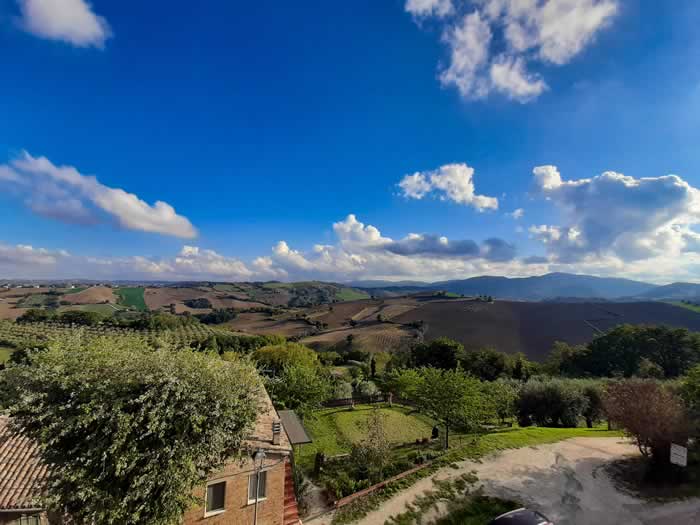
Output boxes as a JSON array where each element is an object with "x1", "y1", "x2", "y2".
[{"x1": 393, "y1": 300, "x2": 700, "y2": 361}]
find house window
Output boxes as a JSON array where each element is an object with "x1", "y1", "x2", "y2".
[
  {"x1": 13, "y1": 516, "x2": 41, "y2": 525},
  {"x1": 248, "y1": 471, "x2": 267, "y2": 504},
  {"x1": 205, "y1": 481, "x2": 226, "y2": 516}
]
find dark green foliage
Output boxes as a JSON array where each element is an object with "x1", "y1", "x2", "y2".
[
  {"x1": 460, "y1": 347, "x2": 507, "y2": 380},
  {"x1": 411, "y1": 337, "x2": 463, "y2": 369},
  {"x1": 1, "y1": 335, "x2": 262, "y2": 525},
  {"x1": 196, "y1": 308, "x2": 237, "y2": 324},
  {"x1": 184, "y1": 297, "x2": 213, "y2": 309},
  {"x1": 547, "y1": 325, "x2": 700, "y2": 378},
  {"x1": 17, "y1": 308, "x2": 55, "y2": 323},
  {"x1": 56, "y1": 310, "x2": 104, "y2": 326},
  {"x1": 265, "y1": 364, "x2": 332, "y2": 418},
  {"x1": 517, "y1": 379, "x2": 589, "y2": 427}
]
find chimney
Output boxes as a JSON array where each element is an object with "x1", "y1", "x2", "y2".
[{"x1": 272, "y1": 419, "x2": 282, "y2": 445}]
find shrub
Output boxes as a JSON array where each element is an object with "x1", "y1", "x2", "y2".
[
  {"x1": 517, "y1": 379, "x2": 589, "y2": 427},
  {"x1": 604, "y1": 379, "x2": 689, "y2": 476}
]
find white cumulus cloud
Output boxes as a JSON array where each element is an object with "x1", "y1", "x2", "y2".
[
  {"x1": 405, "y1": 0, "x2": 454, "y2": 17},
  {"x1": 408, "y1": 0, "x2": 618, "y2": 102},
  {"x1": 17, "y1": 0, "x2": 112, "y2": 48},
  {"x1": 530, "y1": 165, "x2": 700, "y2": 264},
  {"x1": 398, "y1": 163, "x2": 498, "y2": 211},
  {"x1": 0, "y1": 152, "x2": 197, "y2": 239}
]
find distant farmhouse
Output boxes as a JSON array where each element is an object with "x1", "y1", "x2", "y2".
[{"x1": 0, "y1": 393, "x2": 303, "y2": 525}]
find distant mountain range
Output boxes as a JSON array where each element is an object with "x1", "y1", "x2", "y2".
[{"x1": 352, "y1": 273, "x2": 700, "y2": 302}]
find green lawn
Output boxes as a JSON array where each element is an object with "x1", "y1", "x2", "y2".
[
  {"x1": 670, "y1": 301, "x2": 700, "y2": 314},
  {"x1": 0, "y1": 347, "x2": 15, "y2": 364},
  {"x1": 456, "y1": 424, "x2": 621, "y2": 459},
  {"x1": 115, "y1": 287, "x2": 147, "y2": 311},
  {"x1": 298, "y1": 404, "x2": 435, "y2": 470},
  {"x1": 336, "y1": 288, "x2": 370, "y2": 302}
]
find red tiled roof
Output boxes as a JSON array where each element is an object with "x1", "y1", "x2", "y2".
[{"x1": 0, "y1": 416, "x2": 49, "y2": 510}]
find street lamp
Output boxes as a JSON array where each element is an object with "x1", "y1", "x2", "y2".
[{"x1": 253, "y1": 449, "x2": 266, "y2": 525}]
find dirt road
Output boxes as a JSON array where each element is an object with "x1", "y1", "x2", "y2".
[{"x1": 308, "y1": 437, "x2": 700, "y2": 525}]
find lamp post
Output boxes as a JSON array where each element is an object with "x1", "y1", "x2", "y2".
[{"x1": 253, "y1": 449, "x2": 266, "y2": 525}]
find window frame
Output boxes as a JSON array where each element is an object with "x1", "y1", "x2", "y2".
[
  {"x1": 204, "y1": 480, "x2": 227, "y2": 518},
  {"x1": 247, "y1": 470, "x2": 268, "y2": 505}
]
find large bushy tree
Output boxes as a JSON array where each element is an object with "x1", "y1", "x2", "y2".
[
  {"x1": 604, "y1": 379, "x2": 689, "y2": 473},
  {"x1": 396, "y1": 367, "x2": 484, "y2": 448},
  {"x1": 1, "y1": 335, "x2": 263, "y2": 525},
  {"x1": 411, "y1": 337, "x2": 463, "y2": 369}
]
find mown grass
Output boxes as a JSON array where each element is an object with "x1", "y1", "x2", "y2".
[
  {"x1": 298, "y1": 404, "x2": 436, "y2": 471},
  {"x1": 336, "y1": 288, "x2": 370, "y2": 302},
  {"x1": 0, "y1": 347, "x2": 15, "y2": 364},
  {"x1": 115, "y1": 287, "x2": 147, "y2": 311}
]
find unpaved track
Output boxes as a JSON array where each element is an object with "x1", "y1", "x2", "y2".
[{"x1": 307, "y1": 437, "x2": 700, "y2": 525}]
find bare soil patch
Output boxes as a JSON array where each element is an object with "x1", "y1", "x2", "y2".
[{"x1": 62, "y1": 286, "x2": 116, "y2": 305}]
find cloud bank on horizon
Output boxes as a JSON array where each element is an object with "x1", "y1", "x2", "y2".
[
  {"x1": 4, "y1": 157, "x2": 700, "y2": 284},
  {"x1": 406, "y1": 0, "x2": 618, "y2": 102}
]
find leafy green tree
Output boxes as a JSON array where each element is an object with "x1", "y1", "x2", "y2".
[
  {"x1": 412, "y1": 368, "x2": 484, "y2": 448},
  {"x1": 350, "y1": 408, "x2": 390, "y2": 483},
  {"x1": 17, "y1": 308, "x2": 55, "y2": 323},
  {"x1": 460, "y1": 347, "x2": 507, "y2": 381},
  {"x1": 1, "y1": 335, "x2": 262, "y2": 525},
  {"x1": 481, "y1": 380, "x2": 519, "y2": 424},
  {"x1": 253, "y1": 342, "x2": 320, "y2": 374},
  {"x1": 384, "y1": 368, "x2": 422, "y2": 400},
  {"x1": 411, "y1": 337, "x2": 463, "y2": 369},
  {"x1": 265, "y1": 363, "x2": 331, "y2": 418}
]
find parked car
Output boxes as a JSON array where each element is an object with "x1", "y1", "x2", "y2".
[{"x1": 489, "y1": 508, "x2": 553, "y2": 525}]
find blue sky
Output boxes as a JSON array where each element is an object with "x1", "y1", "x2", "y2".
[{"x1": 2, "y1": 0, "x2": 700, "y2": 283}]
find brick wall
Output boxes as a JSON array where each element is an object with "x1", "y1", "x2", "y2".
[{"x1": 182, "y1": 453, "x2": 287, "y2": 525}]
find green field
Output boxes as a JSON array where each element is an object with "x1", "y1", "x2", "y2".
[
  {"x1": 0, "y1": 347, "x2": 15, "y2": 364},
  {"x1": 298, "y1": 404, "x2": 436, "y2": 469},
  {"x1": 336, "y1": 288, "x2": 370, "y2": 302},
  {"x1": 262, "y1": 282, "x2": 293, "y2": 289},
  {"x1": 670, "y1": 301, "x2": 700, "y2": 314},
  {"x1": 61, "y1": 287, "x2": 87, "y2": 295},
  {"x1": 115, "y1": 287, "x2": 147, "y2": 311},
  {"x1": 17, "y1": 294, "x2": 52, "y2": 307}
]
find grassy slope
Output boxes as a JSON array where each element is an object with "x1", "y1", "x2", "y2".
[
  {"x1": 115, "y1": 287, "x2": 147, "y2": 311},
  {"x1": 61, "y1": 287, "x2": 87, "y2": 295},
  {"x1": 336, "y1": 288, "x2": 370, "y2": 302},
  {"x1": 669, "y1": 301, "x2": 700, "y2": 314},
  {"x1": 0, "y1": 347, "x2": 14, "y2": 364},
  {"x1": 298, "y1": 405, "x2": 435, "y2": 470}
]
